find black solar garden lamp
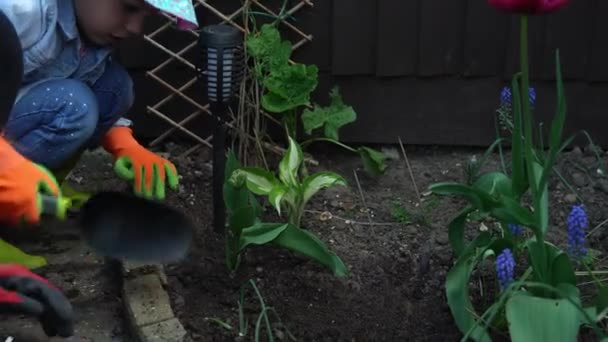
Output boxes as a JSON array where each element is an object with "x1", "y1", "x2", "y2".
[{"x1": 198, "y1": 24, "x2": 244, "y2": 233}]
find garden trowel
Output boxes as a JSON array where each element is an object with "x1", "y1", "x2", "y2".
[{"x1": 40, "y1": 191, "x2": 194, "y2": 263}]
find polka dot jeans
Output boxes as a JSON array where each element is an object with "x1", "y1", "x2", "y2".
[{"x1": 4, "y1": 59, "x2": 134, "y2": 170}]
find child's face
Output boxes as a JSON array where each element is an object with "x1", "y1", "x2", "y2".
[{"x1": 74, "y1": 0, "x2": 156, "y2": 46}]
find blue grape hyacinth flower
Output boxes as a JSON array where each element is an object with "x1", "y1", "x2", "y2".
[
  {"x1": 567, "y1": 204, "x2": 588, "y2": 259},
  {"x1": 508, "y1": 223, "x2": 523, "y2": 237},
  {"x1": 499, "y1": 86, "x2": 536, "y2": 109},
  {"x1": 496, "y1": 248, "x2": 515, "y2": 291}
]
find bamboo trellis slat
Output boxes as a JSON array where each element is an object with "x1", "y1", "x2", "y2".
[{"x1": 142, "y1": 0, "x2": 314, "y2": 159}]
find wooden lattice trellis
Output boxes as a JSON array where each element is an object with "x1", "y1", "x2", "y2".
[{"x1": 141, "y1": 0, "x2": 314, "y2": 159}]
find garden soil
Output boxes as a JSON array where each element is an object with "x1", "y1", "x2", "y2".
[
  {"x1": 3, "y1": 140, "x2": 608, "y2": 341},
  {"x1": 155, "y1": 141, "x2": 608, "y2": 341}
]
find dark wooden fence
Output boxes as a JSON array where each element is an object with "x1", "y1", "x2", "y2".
[{"x1": 118, "y1": 0, "x2": 608, "y2": 148}]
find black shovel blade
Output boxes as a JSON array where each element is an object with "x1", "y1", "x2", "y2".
[{"x1": 77, "y1": 191, "x2": 194, "y2": 263}]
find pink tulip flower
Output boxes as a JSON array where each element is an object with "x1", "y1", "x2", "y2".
[{"x1": 488, "y1": 0, "x2": 569, "y2": 14}]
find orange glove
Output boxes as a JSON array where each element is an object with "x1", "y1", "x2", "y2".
[
  {"x1": 102, "y1": 126, "x2": 179, "y2": 200},
  {"x1": 0, "y1": 137, "x2": 60, "y2": 226}
]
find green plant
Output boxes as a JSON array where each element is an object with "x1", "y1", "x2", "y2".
[
  {"x1": 391, "y1": 202, "x2": 412, "y2": 225},
  {"x1": 205, "y1": 278, "x2": 297, "y2": 342},
  {"x1": 245, "y1": 23, "x2": 387, "y2": 177},
  {"x1": 224, "y1": 139, "x2": 348, "y2": 277},
  {"x1": 300, "y1": 86, "x2": 388, "y2": 177},
  {"x1": 462, "y1": 139, "x2": 505, "y2": 185},
  {"x1": 428, "y1": 14, "x2": 608, "y2": 342},
  {"x1": 390, "y1": 196, "x2": 441, "y2": 228}
]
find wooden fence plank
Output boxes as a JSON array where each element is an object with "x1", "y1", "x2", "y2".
[
  {"x1": 540, "y1": 0, "x2": 595, "y2": 80},
  {"x1": 374, "y1": 0, "x2": 419, "y2": 76},
  {"x1": 418, "y1": 0, "x2": 467, "y2": 76},
  {"x1": 587, "y1": 0, "x2": 608, "y2": 82},
  {"x1": 305, "y1": 76, "x2": 608, "y2": 148},
  {"x1": 290, "y1": 0, "x2": 332, "y2": 71},
  {"x1": 462, "y1": 0, "x2": 509, "y2": 77},
  {"x1": 331, "y1": 0, "x2": 377, "y2": 75}
]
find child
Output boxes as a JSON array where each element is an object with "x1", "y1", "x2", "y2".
[
  {"x1": 0, "y1": 3, "x2": 61, "y2": 226},
  {"x1": 0, "y1": 9, "x2": 74, "y2": 338},
  {"x1": 0, "y1": 0, "x2": 199, "y2": 217}
]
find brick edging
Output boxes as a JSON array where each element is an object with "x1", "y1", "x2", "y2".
[{"x1": 120, "y1": 262, "x2": 187, "y2": 341}]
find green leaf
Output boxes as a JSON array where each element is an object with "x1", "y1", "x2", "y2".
[
  {"x1": 239, "y1": 222, "x2": 290, "y2": 250},
  {"x1": 261, "y1": 63, "x2": 318, "y2": 113},
  {"x1": 224, "y1": 150, "x2": 251, "y2": 212},
  {"x1": 473, "y1": 171, "x2": 514, "y2": 198},
  {"x1": 431, "y1": 178, "x2": 536, "y2": 229},
  {"x1": 278, "y1": 136, "x2": 303, "y2": 187},
  {"x1": 445, "y1": 232, "x2": 493, "y2": 341},
  {"x1": 429, "y1": 182, "x2": 497, "y2": 211},
  {"x1": 272, "y1": 224, "x2": 348, "y2": 277},
  {"x1": 0, "y1": 239, "x2": 47, "y2": 269},
  {"x1": 301, "y1": 171, "x2": 347, "y2": 204},
  {"x1": 489, "y1": 195, "x2": 536, "y2": 228},
  {"x1": 228, "y1": 206, "x2": 260, "y2": 236},
  {"x1": 506, "y1": 287, "x2": 582, "y2": 342},
  {"x1": 532, "y1": 161, "x2": 549, "y2": 235},
  {"x1": 550, "y1": 250, "x2": 577, "y2": 287},
  {"x1": 269, "y1": 185, "x2": 287, "y2": 216},
  {"x1": 245, "y1": 24, "x2": 292, "y2": 76},
  {"x1": 447, "y1": 206, "x2": 475, "y2": 258},
  {"x1": 509, "y1": 74, "x2": 527, "y2": 198},
  {"x1": 230, "y1": 168, "x2": 279, "y2": 196},
  {"x1": 549, "y1": 50, "x2": 567, "y2": 159},
  {"x1": 593, "y1": 286, "x2": 608, "y2": 319},
  {"x1": 536, "y1": 51, "x2": 568, "y2": 221},
  {"x1": 526, "y1": 240, "x2": 550, "y2": 286},
  {"x1": 226, "y1": 206, "x2": 261, "y2": 271},
  {"x1": 357, "y1": 147, "x2": 387, "y2": 177},
  {"x1": 301, "y1": 86, "x2": 357, "y2": 140}
]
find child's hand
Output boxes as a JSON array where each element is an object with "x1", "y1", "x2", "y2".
[
  {"x1": 0, "y1": 264, "x2": 74, "y2": 337},
  {"x1": 102, "y1": 127, "x2": 179, "y2": 200},
  {"x1": 0, "y1": 137, "x2": 61, "y2": 226}
]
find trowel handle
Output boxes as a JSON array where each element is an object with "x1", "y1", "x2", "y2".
[{"x1": 40, "y1": 194, "x2": 71, "y2": 220}]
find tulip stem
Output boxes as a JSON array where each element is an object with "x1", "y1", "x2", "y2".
[
  {"x1": 519, "y1": 14, "x2": 537, "y2": 222},
  {"x1": 520, "y1": 15, "x2": 535, "y2": 202},
  {"x1": 520, "y1": 14, "x2": 548, "y2": 294}
]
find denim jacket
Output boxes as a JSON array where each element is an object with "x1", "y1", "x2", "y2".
[{"x1": 0, "y1": 0, "x2": 112, "y2": 104}]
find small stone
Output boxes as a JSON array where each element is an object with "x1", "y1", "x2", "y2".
[
  {"x1": 564, "y1": 193, "x2": 577, "y2": 203},
  {"x1": 341, "y1": 199, "x2": 356, "y2": 210},
  {"x1": 582, "y1": 156, "x2": 597, "y2": 168},
  {"x1": 585, "y1": 144, "x2": 603, "y2": 156},
  {"x1": 274, "y1": 329, "x2": 285, "y2": 340},
  {"x1": 571, "y1": 172, "x2": 587, "y2": 187},
  {"x1": 436, "y1": 247, "x2": 452, "y2": 265},
  {"x1": 594, "y1": 179, "x2": 608, "y2": 194},
  {"x1": 435, "y1": 232, "x2": 449, "y2": 245}
]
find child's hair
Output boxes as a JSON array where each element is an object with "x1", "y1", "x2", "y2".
[{"x1": 0, "y1": 10, "x2": 22, "y2": 128}]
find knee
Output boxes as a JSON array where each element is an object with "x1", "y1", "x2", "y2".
[{"x1": 50, "y1": 80, "x2": 100, "y2": 143}]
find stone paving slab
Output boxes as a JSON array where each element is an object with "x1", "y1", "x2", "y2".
[{"x1": 120, "y1": 263, "x2": 187, "y2": 342}]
